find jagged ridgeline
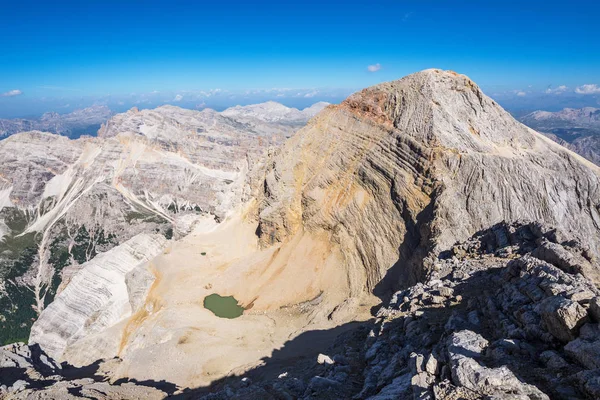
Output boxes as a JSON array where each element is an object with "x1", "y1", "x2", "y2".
[{"x1": 0, "y1": 104, "x2": 322, "y2": 345}]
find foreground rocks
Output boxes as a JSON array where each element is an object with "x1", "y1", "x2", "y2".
[
  {"x1": 191, "y1": 222, "x2": 600, "y2": 399},
  {"x1": 0, "y1": 343, "x2": 168, "y2": 399}
]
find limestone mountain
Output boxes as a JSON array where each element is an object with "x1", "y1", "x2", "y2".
[
  {"x1": 521, "y1": 107, "x2": 600, "y2": 127},
  {"x1": 255, "y1": 69, "x2": 600, "y2": 295},
  {"x1": 2, "y1": 70, "x2": 600, "y2": 399}
]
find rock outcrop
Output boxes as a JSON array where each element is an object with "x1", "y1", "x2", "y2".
[{"x1": 0, "y1": 342, "x2": 168, "y2": 399}]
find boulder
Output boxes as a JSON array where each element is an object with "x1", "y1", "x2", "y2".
[
  {"x1": 565, "y1": 338, "x2": 600, "y2": 369},
  {"x1": 536, "y1": 296, "x2": 588, "y2": 342},
  {"x1": 589, "y1": 297, "x2": 600, "y2": 322}
]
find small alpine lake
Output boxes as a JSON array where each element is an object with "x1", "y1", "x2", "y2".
[{"x1": 203, "y1": 293, "x2": 244, "y2": 319}]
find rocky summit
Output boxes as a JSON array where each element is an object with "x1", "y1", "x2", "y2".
[{"x1": 1, "y1": 70, "x2": 600, "y2": 399}]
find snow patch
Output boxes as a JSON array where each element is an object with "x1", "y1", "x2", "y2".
[
  {"x1": 0, "y1": 220, "x2": 9, "y2": 242},
  {"x1": 0, "y1": 187, "x2": 13, "y2": 211},
  {"x1": 43, "y1": 170, "x2": 75, "y2": 200}
]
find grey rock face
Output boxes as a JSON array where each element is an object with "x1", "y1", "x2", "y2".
[
  {"x1": 0, "y1": 342, "x2": 167, "y2": 399},
  {"x1": 448, "y1": 331, "x2": 548, "y2": 399},
  {"x1": 590, "y1": 297, "x2": 600, "y2": 321},
  {"x1": 536, "y1": 296, "x2": 588, "y2": 342},
  {"x1": 565, "y1": 336, "x2": 600, "y2": 369}
]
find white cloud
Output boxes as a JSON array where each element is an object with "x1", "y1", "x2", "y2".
[
  {"x1": 198, "y1": 88, "x2": 223, "y2": 98},
  {"x1": 367, "y1": 63, "x2": 381, "y2": 72},
  {"x1": 173, "y1": 94, "x2": 183, "y2": 102},
  {"x1": 304, "y1": 90, "x2": 319, "y2": 98},
  {"x1": 545, "y1": 85, "x2": 568, "y2": 94},
  {"x1": 1, "y1": 89, "x2": 22, "y2": 97},
  {"x1": 516, "y1": 91, "x2": 527, "y2": 97},
  {"x1": 575, "y1": 84, "x2": 600, "y2": 94}
]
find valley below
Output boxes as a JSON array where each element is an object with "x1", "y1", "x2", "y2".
[{"x1": 2, "y1": 70, "x2": 600, "y2": 400}]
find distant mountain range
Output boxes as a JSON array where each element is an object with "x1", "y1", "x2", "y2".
[
  {"x1": 520, "y1": 107, "x2": 600, "y2": 165},
  {"x1": 0, "y1": 102, "x2": 330, "y2": 141},
  {"x1": 0, "y1": 105, "x2": 112, "y2": 139}
]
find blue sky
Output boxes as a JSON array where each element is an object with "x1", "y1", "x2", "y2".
[{"x1": 1, "y1": 0, "x2": 599, "y2": 117}]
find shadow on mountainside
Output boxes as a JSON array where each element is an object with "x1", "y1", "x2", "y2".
[
  {"x1": 0, "y1": 344, "x2": 179, "y2": 396},
  {"x1": 111, "y1": 377, "x2": 178, "y2": 395},
  {"x1": 371, "y1": 194, "x2": 437, "y2": 307},
  {"x1": 170, "y1": 320, "x2": 372, "y2": 399}
]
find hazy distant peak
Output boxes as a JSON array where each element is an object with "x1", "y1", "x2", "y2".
[
  {"x1": 222, "y1": 101, "x2": 330, "y2": 123},
  {"x1": 301, "y1": 101, "x2": 330, "y2": 117},
  {"x1": 0, "y1": 105, "x2": 112, "y2": 139},
  {"x1": 523, "y1": 107, "x2": 600, "y2": 123}
]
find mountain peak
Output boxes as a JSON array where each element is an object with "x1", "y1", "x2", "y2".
[
  {"x1": 256, "y1": 69, "x2": 600, "y2": 292},
  {"x1": 338, "y1": 69, "x2": 533, "y2": 155},
  {"x1": 222, "y1": 101, "x2": 327, "y2": 123}
]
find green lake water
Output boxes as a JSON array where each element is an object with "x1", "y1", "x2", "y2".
[{"x1": 203, "y1": 293, "x2": 244, "y2": 318}]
